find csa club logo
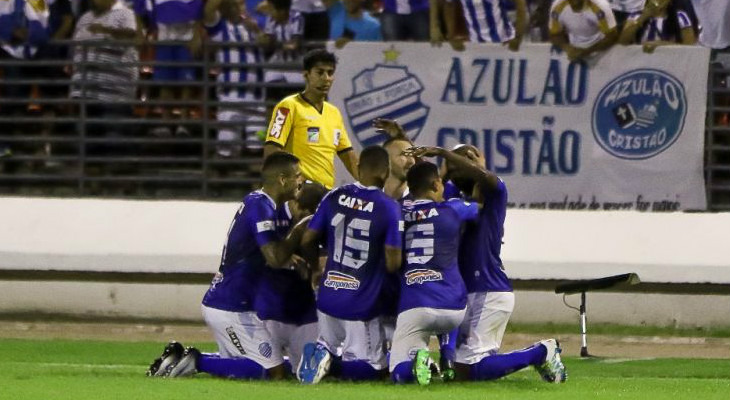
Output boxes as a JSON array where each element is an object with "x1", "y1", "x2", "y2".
[
  {"x1": 344, "y1": 64, "x2": 429, "y2": 147},
  {"x1": 592, "y1": 69, "x2": 687, "y2": 160}
]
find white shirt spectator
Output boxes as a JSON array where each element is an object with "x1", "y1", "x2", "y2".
[
  {"x1": 690, "y1": 0, "x2": 730, "y2": 49},
  {"x1": 550, "y1": 0, "x2": 617, "y2": 48},
  {"x1": 71, "y1": 2, "x2": 139, "y2": 102},
  {"x1": 606, "y1": 0, "x2": 645, "y2": 13}
]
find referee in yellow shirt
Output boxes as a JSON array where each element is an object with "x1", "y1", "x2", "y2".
[{"x1": 263, "y1": 49, "x2": 359, "y2": 189}]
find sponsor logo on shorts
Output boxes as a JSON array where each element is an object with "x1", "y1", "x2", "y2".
[
  {"x1": 225, "y1": 327, "x2": 246, "y2": 355},
  {"x1": 269, "y1": 107, "x2": 289, "y2": 139},
  {"x1": 405, "y1": 269, "x2": 443, "y2": 285},
  {"x1": 323, "y1": 271, "x2": 360, "y2": 290},
  {"x1": 307, "y1": 127, "x2": 320, "y2": 143},
  {"x1": 592, "y1": 69, "x2": 687, "y2": 160},
  {"x1": 258, "y1": 342, "x2": 273, "y2": 359}
]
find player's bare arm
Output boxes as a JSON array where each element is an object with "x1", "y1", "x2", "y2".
[
  {"x1": 338, "y1": 148, "x2": 360, "y2": 180},
  {"x1": 260, "y1": 215, "x2": 310, "y2": 269},
  {"x1": 384, "y1": 245, "x2": 402, "y2": 273},
  {"x1": 300, "y1": 228, "x2": 322, "y2": 289},
  {"x1": 405, "y1": 146, "x2": 499, "y2": 191}
]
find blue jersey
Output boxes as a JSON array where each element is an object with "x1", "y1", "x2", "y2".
[
  {"x1": 399, "y1": 199, "x2": 478, "y2": 313},
  {"x1": 135, "y1": 0, "x2": 202, "y2": 25},
  {"x1": 459, "y1": 179, "x2": 512, "y2": 293},
  {"x1": 202, "y1": 190, "x2": 278, "y2": 312},
  {"x1": 309, "y1": 183, "x2": 403, "y2": 320},
  {"x1": 454, "y1": 0, "x2": 515, "y2": 43},
  {"x1": 443, "y1": 180, "x2": 463, "y2": 200},
  {"x1": 255, "y1": 202, "x2": 317, "y2": 325},
  {"x1": 382, "y1": 0, "x2": 429, "y2": 14}
]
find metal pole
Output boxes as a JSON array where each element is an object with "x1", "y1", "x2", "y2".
[{"x1": 580, "y1": 291, "x2": 589, "y2": 357}]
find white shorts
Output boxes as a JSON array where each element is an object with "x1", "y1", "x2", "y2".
[
  {"x1": 201, "y1": 305, "x2": 284, "y2": 369},
  {"x1": 316, "y1": 311, "x2": 387, "y2": 370},
  {"x1": 455, "y1": 291, "x2": 515, "y2": 365},
  {"x1": 216, "y1": 107, "x2": 267, "y2": 154},
  {"x1": 389, "y1": 307, "x2": 466, "y2": 371},
  {"x1": 264, "y1": 320, "x2": 318, "y2": 374}
]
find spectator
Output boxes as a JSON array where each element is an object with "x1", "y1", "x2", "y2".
[
  {"x1": 619, "y1": 0, "x2": 696, "y2": 51},
  {"x1": 0, "y1": 0, "x2": 50, "y2": 157},
  {"x1": 35, "y1": 0, "x2": 74, "y2": 163},
  {"x1": 689, "y1": 0, "x2": 730, "y2": 50},
  {"x1": 134, "y1": 0, "x2": 203, "y2": 137},
  {"x1": 293, "y1": 0, "x2": 329, "y2": 40},
  {"x1": 70, "y1": 0, "x2": 139, "y2": 156},
  {"x1": 204, "y1": 0, "x2": 267, "y2": 156},
  {"x1": 549, "y1": 0, "x2": 618, "y2": 62},
  {"x1": 431, "y1": 0, "x2": 527, "y2": 51},
  {"x1": 605, "y1": 0, "x2": 645, "y2": 28},
  {"x1": 380, "y1": 0, "x2": 430, "y2": 41},
  {"x1": 260, "y1": 0, "x2": 305, "y2": 84},
  {"x1": 325, "y1": 0, "x2": 382, "y2": 48}
]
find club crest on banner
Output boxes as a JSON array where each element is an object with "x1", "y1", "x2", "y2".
[
  {"x1": 591, "y1": 69, "x2": 687, "y2": 160},
  {"x1": 344, "y1": 64, "x2": 430, "y2": 147}
]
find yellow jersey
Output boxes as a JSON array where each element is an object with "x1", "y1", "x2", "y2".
[{"x1": 265, "y1": 93, "x2": 353, "y2": 188}]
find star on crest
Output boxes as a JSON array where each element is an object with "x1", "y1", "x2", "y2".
[{"x1": 382, "y1": 45, "x2": 400, "y2": 64}]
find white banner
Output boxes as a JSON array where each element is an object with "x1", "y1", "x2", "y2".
[{"x1": 328, "y1": 42, "x2": 710, "y2": 211}]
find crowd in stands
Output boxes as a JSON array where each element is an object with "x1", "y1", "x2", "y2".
[{"x1": 0, "y1": 0, "x2": 728, "y2": 168}]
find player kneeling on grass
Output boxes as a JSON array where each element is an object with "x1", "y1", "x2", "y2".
[
  {"x1": 389, "y1": 161, "x2": 478, "y2": 385},
  {"x1": 147, "y1": 152, "x2": 309, "y2": 380},
  {"x1": 255, "y1": 181, "x2": 328, "y2": 376},
  {"x1": 408, "y1": 145, "x2": 567, "y2": 384},
  {"x1": 297, "y1": 146, "x2": 403, "y2": 384}
]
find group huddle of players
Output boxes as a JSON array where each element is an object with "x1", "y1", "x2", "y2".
[{"x1": 145, "y1": 121, "x2": 567, "y2": 386}]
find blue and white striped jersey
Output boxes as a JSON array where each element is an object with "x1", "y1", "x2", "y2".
[
  {"x1": 206, "y1": 14, "x2": 265, "y2": 102},
  {"x1": 629, "y1": 9, "x2": 692, "y2": 43},
  {"x1": 264, "y1": 10, "x2": 304, "y2": 63},
  {"x1": 451, "y1": 0, "x2": 515, "y2": 43}
]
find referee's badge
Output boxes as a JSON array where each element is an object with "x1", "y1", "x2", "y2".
[
  {"x1": 334, "y1": 129, "x2": 342, "y2": 146},
  {"x1": 307, "y1": 127, "x2": 320, "y2": 143}
]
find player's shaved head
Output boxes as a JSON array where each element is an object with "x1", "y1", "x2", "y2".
[
  {"x1": 262, "y1": 151, "x2": 300, "y2": 184},
  {"x1": 359, "y1": 145, "x2": 390, "y2": 174},
  {"x1": 407, "y1": 161, "x2": 440, "y2": 198},
  {"x1": 297, "y1": 181, "x2": 328, "y2": 214},
  {"x1": 358, "y1": 145, "x2": 390, "y2": 187}
]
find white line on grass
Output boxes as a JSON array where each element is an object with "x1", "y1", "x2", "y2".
[{"x1": 5, "y1": 361, "x2": 142, "y2": 371}]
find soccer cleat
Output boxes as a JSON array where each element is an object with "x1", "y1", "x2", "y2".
[
  {"x1": 150, "y1": 341, "x2": 184, "y2": 377},
  {"x1": 535, "y1": 339, "x2": 567, "y2": 383},
  {"x1": 298, "y1": 343, "x2": 332, "y2": 384},
  {"x1": 167, "y1": 347, "x2": 201, "y2": 378},
  {"x1": 413, "y1": 349, "x2": 433, "y2": 385},
  {"x1": 439, "y1": 357, "x2": 455, "y2": 382},
  {"x1": 146, "y1": 358, "x2": 162, "y2": 377}
]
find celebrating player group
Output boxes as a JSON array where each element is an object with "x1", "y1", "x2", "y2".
[{"x1": 146, "y1": 50, "x2": 567, "y2": 386}]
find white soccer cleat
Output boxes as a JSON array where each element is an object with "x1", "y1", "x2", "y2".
[
  {"x1": 535, "y1": 339, "x2": 567, "y2": 383},
  {"x1": 148, "y1": 341, "x2": 184, "y2": 377}
]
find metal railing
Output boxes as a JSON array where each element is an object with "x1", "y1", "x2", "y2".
[
  {"x1": 706, "y1": 58, "x2": 730, "y2": 210},
  {"x1": 0, "y1": 39, "x2": 315, "y2": 199},
  {"x1": 2, "y1": 40, "x2": 730, "y2": 210}
]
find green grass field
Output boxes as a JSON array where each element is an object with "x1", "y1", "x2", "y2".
[{"x1": 1, "y1": 339, "x2": 730, "y2": 400}]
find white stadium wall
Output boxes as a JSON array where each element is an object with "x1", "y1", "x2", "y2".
[{"x1": 1, "y1": 197, "x2": 730, "y2": 327}]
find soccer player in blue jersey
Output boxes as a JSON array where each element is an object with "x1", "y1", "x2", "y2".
[
  {"x1": 257, "y1": 181, "x2": 328, "y2": 376},
  {"x1": 297, "y1": 145, "x2": 403, "y2": 384},
  {"x1": 148, "y1": 152, "x2": 310, "y2": 380},
  {"x1": 406, "y1": 145, "x2": 567, "y2": 384},
  {"x1": 389, "y1": 161, "x2": 479, "y2": 385}
]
